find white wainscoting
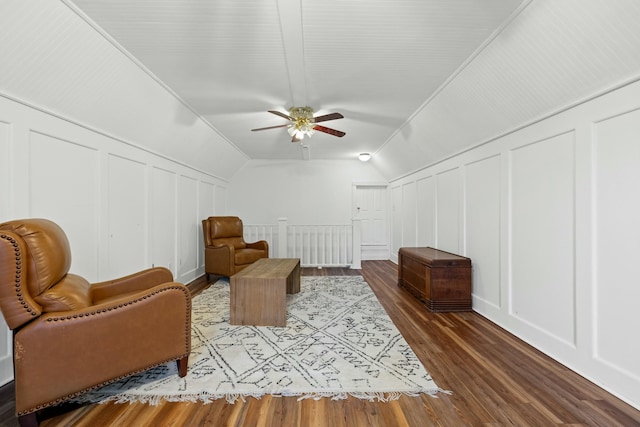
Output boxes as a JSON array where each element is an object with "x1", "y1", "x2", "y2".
[
  {"x1": 178, "y1": 175, "x2": 199, "y2": 280},
  {"x1": 198, "y1": 181, "x2": 216, "y2": 270},
  {"x1": 29, "y1": 131, "x2": 101, "y2": 279},
  {"x1": 510, "y1": 132, "x2": 576, "y2": 346},
  {"x1": 0, "y1": 121, "x2": 8, "y2": 220},
  {"x1": 390, "y1": 186, "x2": 403, "y2": 259},
  {"x1": 0, "y1": 94, "x2": 229, "y2": 386},
  {"x1": 388, "y1": 80, "x2": 640, "y2": 410},
  {"x1": 435, "y1": 168, "x2": 461, "y2": 254},
  {"x1": 416, "y1": 176, "x2": 435, "y2": 247},
  {"x1": 0, "y1": 121, "x2": 10, "y2": 386},
  {"x1": 593, "y1": 108, "x2": 640, "y2": 383},
  {"x1": 151, "y1": 167, "x2": 177, "y2": 273},
  {"x1": 400, "y1": 182, "x2": 417, "y2": 248},
  {"x1": 108, "y1": 154, "x2": 147, "y2": 279},
  {"x1": 464, "y1": 155, "x2": 501, "y2": 310}
]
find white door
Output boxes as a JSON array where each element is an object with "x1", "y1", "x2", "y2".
[{"x1": 354, "y1": 185, "x2": 389, "y2": 260}]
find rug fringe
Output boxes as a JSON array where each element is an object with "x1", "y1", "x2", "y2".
[{"x1": 88, "y1": 388, "x2": 451, "y2": 406}]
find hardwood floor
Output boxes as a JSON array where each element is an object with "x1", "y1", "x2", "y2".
[{"x1": 1, "y1": 261, "x2": 639, "y2": 426}]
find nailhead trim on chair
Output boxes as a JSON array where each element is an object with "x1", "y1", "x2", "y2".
[
  {"x1": 16, "y1": 285, "x2": 193, "y2": 416},
  {"x1": 2, "y1": 233, "x2": 193, "y2": 416},
  {"x1": 15, "y1": 352, "x2": 191, "y2": 416},
  {"x1": 0, "y1": 234, "x2": 38, "y2": 317}
]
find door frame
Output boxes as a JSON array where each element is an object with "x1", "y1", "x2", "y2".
[{"x1": 352, "y1": 182, "x2": 389, "y2": 261}]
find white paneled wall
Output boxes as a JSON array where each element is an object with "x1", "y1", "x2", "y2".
[
  {"x1": 390, "y1": 186, "x2": 403, "y2": 256},
  {"x1": 435, "y1": 168, "x2": 461, "y2": 254},
  {"x1": 401, "y1": 182, "x2": 417, "y2": 248},
  {"x1": 0, "y1": 121, "x2": 9, "y2": 386},
  {"x1": 29, "y1": 131, "x2": 100, "y2": 279},
  {"x1": 389, "y1": 80, "x2": 640, "y2": 410},
  {"x1": 593, "y1": 109, "x2": 640, "y2": 384},
  {"x1": 151, "y1": 167, "x2": 178, "y2": 274},
  {"x1": 107, "y1": 155, "x2": 147, "y2": 278},
  {"x1": 0, "y1": 95, "x2": 228, "y2": 386},
  {"x1": 510, "y1": 132, "x2": 576, "y2": 345},
  {"x1": 464, "y1": 155, "x2": 501, "y2": 310},
  {"x1": 0, "y1": 96, "x2": 227, "y2": 282},
  {"x1": 416, "y1": 176, "x2": 435, "y2": 247},
  {"x1": 178, "y1": 175, "x2": 199, "y2": 280},
  {"x1": 198, "y1": 181, "x2": 216, "y2": 270}
]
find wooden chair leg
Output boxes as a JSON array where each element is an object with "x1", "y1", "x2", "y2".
[
  {"x1": 176, "y1": 356, "x2": 188, "y2": 377},
  {"x1": 18, "y1": 412, "x2": 39, "y2": 427}
]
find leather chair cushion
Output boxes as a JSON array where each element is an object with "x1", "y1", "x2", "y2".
[
  {"x1": 34, "y1": 273, "x2": 91, "y2": 312},
  {"x1": 235, "y1": 248, "x2": 266, "y2": 265}
]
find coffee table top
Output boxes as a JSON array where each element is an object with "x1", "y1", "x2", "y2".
[{"x1": 233, "y1": 258, "x2": 300, "y2": 279}]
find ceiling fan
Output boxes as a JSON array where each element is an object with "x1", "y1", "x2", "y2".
[{"x1": 251, "y1": 106, "x2": 345, "y2": 142}]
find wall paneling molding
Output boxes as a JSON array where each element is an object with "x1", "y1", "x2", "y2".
[
  {"x1": 387, "y1": 80, "x2": 640, "y2": 410},
  {"x1": 0, "y1": 93, "x2": 228, "y2": 386}
]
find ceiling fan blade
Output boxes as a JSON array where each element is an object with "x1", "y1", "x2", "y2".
[
  {"x1": 251, "y1": 124, "x2": 290, "y2": 131},
  {"x1": 313, "y1": 125, "x2": 346, "y2": 137},
  {"x1": 268, "y1": 110, "x2": 293, "y2": 121},
  {"x1": 313, "y1": 112, "x2": 344, "y2": 123}
]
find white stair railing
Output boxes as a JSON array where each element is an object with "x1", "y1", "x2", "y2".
[
  {"x1": 244, "y1": 218, "x2": 361, "y2": 268},
  {"x1": 243, "y1": 223, "x2": 277, "y2": 250}
]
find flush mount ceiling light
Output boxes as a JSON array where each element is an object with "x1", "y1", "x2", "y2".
[{"x1": 358, "y1": 153, "x2": 371, "y2": 162}]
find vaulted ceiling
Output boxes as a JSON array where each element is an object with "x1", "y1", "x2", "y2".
[
  {"x1": 68, "y1": 0, "x2": 527, "y2": 163},
  {"x1": 3, "y1": 1, "x2": 640, "y2": 180}
]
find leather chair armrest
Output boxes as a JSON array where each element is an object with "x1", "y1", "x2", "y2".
[
  {"x1": 204, "y1": 245, "x2": 235, "y2": 276},
  {"x1": 91, "y1": 267, "x2": 174, "y2": 301},
  {"x1": 13, "y1": 283, "x2": 191, "y2": 415},
  {"x1": 247, "y1": 240, "x2": 269, "y2": 254}
]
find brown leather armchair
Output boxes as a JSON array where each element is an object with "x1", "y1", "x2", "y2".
[
  {"x1": 0, "y1": 219, "x2": 191, "y2": 427},
  {"x1": 202, "y1": 216, "x2": 268, "y2": 278}
]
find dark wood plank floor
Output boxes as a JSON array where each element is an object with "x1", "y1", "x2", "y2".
[{"x1": 1, "y1": 260, "x2": 639, "y2": 426}]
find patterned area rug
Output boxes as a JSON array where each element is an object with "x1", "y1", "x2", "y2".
[{"x1": 77, "y1": 276, "x2": 447, "y2": 404}]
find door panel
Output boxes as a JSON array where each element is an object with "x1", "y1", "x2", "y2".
[{"x1": 355, "y1": 185, "x2": 389, "y2": 260}]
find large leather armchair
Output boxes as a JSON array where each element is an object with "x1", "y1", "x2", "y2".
[
  {"x1": 202, "y1": 216, "x2": 268, "y2": 278},
  {"x1": 0, "y1": 219, "x2": 191, "y2": 427}
]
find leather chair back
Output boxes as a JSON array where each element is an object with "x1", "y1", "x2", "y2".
[
  {"x1": 0, "y1": 219, "x2": 73, "y2": 329},
  {"x1": 1, "y1": 218, "x2": 192, "y2": 423},
  {"x1": 203, "y1": 216, "x2": 247, "y2": 249}
]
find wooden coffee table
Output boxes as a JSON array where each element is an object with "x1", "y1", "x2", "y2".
[{"x1": 229, "y1": 258, "x2": 300, "y2": 327}]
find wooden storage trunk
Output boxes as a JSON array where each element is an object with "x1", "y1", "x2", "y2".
[{"x1": 398, "y1": 247, "x2": 472, "y2": 312}]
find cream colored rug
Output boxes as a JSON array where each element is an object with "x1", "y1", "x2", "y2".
[{"x1": 77, "y1": 276, "x2": 448, "y2": 404}]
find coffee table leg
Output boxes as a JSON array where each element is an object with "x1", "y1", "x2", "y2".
[{"x1": 287, "y1": 261, "x2": 301, "y2": 294}]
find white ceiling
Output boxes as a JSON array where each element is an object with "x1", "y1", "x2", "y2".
[
  {"x1": 68, "y1": 0, "x2": 528, "y2": 161},
  {"x1": 3, "y1": 1, "x2": 639, "y2": 179}
]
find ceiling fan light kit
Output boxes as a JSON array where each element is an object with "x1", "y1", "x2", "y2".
[
  {"x1": 287, "y1": 106, "x2": 316, "y2": 141},
  {"x1": 252, "y1": 106, "x2": 346, "y2": 142}
]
